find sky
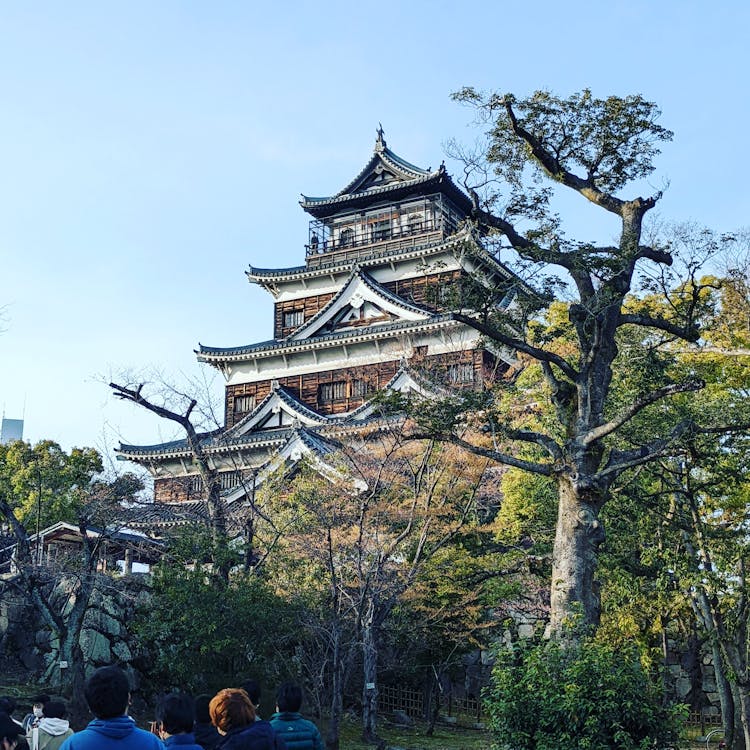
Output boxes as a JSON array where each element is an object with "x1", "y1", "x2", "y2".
[{"x1": 1, "y1": 1, "x2": 748, "y2": 467}]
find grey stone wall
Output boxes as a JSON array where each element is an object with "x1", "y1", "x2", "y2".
[{"x1": 0, "y1": 572, "x2": 151, "y2": 686}]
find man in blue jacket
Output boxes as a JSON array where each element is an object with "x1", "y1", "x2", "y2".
[
  {"x1": 269, "y1": 684, "x2": 322, "y2": 750},
  {"x1": 60, "y1": 666, "x2": 163, "y2": 750}
]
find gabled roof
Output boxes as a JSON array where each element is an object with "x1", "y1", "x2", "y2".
[
  {"x1": 289, "y1": 267, "x2": 431, "y2": 341},
  {"x1": 344, "y1": 362, "x2": 451, "y2": 422},
  {"x1": 226, "y1": 381, "x2": 327, "y2": 437},
  {"x1": 300, "y1": 130, "x2": 471, "y2": 218}
]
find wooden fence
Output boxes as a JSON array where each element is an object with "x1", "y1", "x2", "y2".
[{"x1": 378, "y1": 684, "x2": 483, "y2": 723}]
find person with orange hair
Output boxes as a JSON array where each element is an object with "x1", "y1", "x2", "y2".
[{"x1": 208, "y1": 691, "x2": 284, "y2": 750}]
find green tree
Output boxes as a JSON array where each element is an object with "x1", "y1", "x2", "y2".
[
  {"x1": 410, "y1": 89, "x2": 749, "y2": 636},
  {"x1": 0, "y1": 441, "x2": 143, "y2": 722},
  {"x1": 132, "y1": 526, "x2": 296, "y2": 695},
  {"x1": 0, "y1": 439, "x2": 102, "y2": 533}
]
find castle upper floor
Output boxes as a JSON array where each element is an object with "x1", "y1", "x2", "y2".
[{"x1": 299, "y1": 128, "x2": 473, "y2": 268}]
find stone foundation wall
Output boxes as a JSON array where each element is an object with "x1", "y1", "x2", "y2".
[{"x1": 0, "y1": 572, "x2": 151, "y2": 687}]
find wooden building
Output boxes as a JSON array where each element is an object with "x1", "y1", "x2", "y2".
[{"x1": 117, "y1": 129, "x2": 524, "y2": 521}]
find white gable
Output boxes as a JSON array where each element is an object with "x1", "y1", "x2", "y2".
[{"x1": 290, "y1": 270, "x2": 430, "y2": 341}]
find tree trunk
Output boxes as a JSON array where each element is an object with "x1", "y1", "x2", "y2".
[
  {"x1": 547, "y1": 477, "x2": 605, "y2": 636},
  {"x1": 711, "y1": 641, "x2": 737, "y2": 750},
  {"x1": 361, "y1": 614, "x2": 379, "y2": 744},
  {"x1": 326, "y1": 625, "x2": 343, "y2": 750}
]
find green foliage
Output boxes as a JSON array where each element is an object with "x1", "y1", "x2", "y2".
[
  {"x1": 484, "y1": 635, "x2": 684, "y2": 750},
  {"x1": 132, "y1": 527, "x2": 298, "y2": 694},
  {"x1": 0, "y1": 439, "x2": 103, "y2": 527}
]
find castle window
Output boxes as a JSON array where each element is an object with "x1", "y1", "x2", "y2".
[
  {"x1": 351, "y1": 379, "x2": 372, "y2": 398},
  {"x1": 219, "y1": 471, "x2": 242, "y2": 490},
  {"x1": 447, "y1": 363, "x2": 474, "y2": 384},
  {"x1": 319, "y1": 380, "x2": 347, "y2": 403},
  {"x1": 189, "y1": 475, "x2": 203, "y2": 493},
  {"x1": 372, "y1": 219, "x2": 390, "y2": 242},
  {"x1": 234, "y1": 395, "x2": 256, "y2": 414},
  {"x1": 283, "y1": 309, "x2": 304, "y2": 328},
  {"x1": 407, "y1": 213, "x2": 423, "y2": 234}
]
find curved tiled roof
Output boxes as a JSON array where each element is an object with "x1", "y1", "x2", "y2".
[
  {"x1": 225, "y1": 383, "x2": 327, "y2": 437},
  {"x1": 196, "y1": 313, "x2": 460, "y2": 363}
]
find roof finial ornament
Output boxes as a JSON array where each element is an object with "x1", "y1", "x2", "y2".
[{"x1": 375, "y1": 123, "x2": 386, "y2": 152}]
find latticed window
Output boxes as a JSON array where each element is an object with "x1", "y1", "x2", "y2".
[
  {"x1": 447, "y1": 363, "x2": 474, "y2": 384},
  {"x1": 189, "y1": 475, "x2": 203, "y2": 493},
  {"x1": 234, "y1": 395, "x2": 255, "y2": 413},
  {"x1": 219, "y1": 471, "x2": 242, "y2": 490},
  {"x1": 283, "y1": 309, "x2": 304, "y2": 328},
  {"x1": 351, "y1": 379, "x2": 372, "y2": 398},
  {"x1": 319, "y1": 380, "x2": 347, "y2": 403}
]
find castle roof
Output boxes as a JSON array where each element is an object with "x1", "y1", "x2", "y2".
[
  {"x1": 196, "y1": 313, "x2": 461, "y2": 364},
  {"x1": 300, "y1": 129, "x2": 471, "y2": 218}
]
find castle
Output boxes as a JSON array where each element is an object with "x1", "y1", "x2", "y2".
[{"x1": 118, "y1": 129, "x2": 523, "y2": 526}]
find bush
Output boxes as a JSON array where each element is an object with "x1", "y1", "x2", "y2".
[{"x1": 484, "y1": 634, "x2": 684, "y2": 750}]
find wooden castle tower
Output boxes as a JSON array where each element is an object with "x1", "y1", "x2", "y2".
[{"x1": 118, "y1": 129, "x2": 521, "y2": 524}]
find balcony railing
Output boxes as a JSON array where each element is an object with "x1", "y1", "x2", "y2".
[{"x1": 304, "y1": 193, "x2": 465, "y2": 268}]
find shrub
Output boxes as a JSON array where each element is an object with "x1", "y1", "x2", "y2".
[{"x1": 484, "y1": 634, "x2": 685, "y2": 750}]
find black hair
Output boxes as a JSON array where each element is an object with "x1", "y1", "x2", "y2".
[
  {"x1": 31, "y1": 695, "x2": 50, "y2": 707},
  {"x1": 156, "y1": 693, "x2": 194, "y2": 735},
  {"x1": 240, "y1": 679, "x2": 261, "y2": 707},
  {"x1": 0, "y1": 698, "x2": 16, "y2": 715},
  {"x1": 194, "y1": 694, "x2": 211, "y2": 724},
  {"x1": 84, "y1": 666, "x2": 130, "y2": 719},
  {"x1": 42, "y1": 701, "x2": 66, "y2": 720},
  {"x1": 276, "y1": 682, "x2": 302, "y2": 713},
  {"x1": 0, "y1": 714, "x2": 21, "y2": 741}
]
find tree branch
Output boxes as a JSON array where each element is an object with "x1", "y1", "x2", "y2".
[
  {"x1": 408, "y1": 431, "x2": 554, "y2": 476},
  {"x1": 619, "y1": 313, "x2": 700, "y2": 342},
  {"x1": 582, "y1": 379, "x2": 706, "y2": 445},
  {"x1": 451, "y1": 312, "x2": 578, "y2": 381}
]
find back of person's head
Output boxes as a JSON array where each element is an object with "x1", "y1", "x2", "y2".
[
  {"x1": 194, "y1": 694, "x2": 212, "y2": 724},
  {"x1": 240, "y1": 679, "x2": 261, "y2": 707},
  {"x1": 42, "y1": 701, "x2": 67, "y2": 720},
  {"x1": 0, "y1": 698, "x2": 16, "y2": 715},
  {"x1": 84, "y1": 666, "x2": 130, "y2": 719},
  {"x1": 209, "y1": 689, "x2": 254, "y2": 734},
  {"x1": 0, "y1": 713, "x2": 21, "y2": 743},
  {"x1": 156, "y1": 693, "x2": 194, "y2": 735},
  {"x1": 276, "y1": 682, "x2": 303, "y2": 713}
]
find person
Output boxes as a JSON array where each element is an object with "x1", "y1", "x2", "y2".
[
  {"x1": 58, "y1": 666, "x2": 163, "y2": 750},
  {"x1": 192, "y1": 696, "x2": 219, "y2": 750},
  {"x1": 154, "y1": 694, "x2": 201, "y2": 750},
  {"x1": 208, "y1": 690, "x2": 284, "y2": 750},
  {"x1": 0, "y1": 713, "x2": 22, "y2": 750},
  {"x1": 238, "y1": 683, "x2": 261, "y2": 721},
  {"x1": 22, "y1": 697, "x2": 50, "y2": 734},
  {"x1": 27, "y1": 701, "x2": 73, "y2": 750},
  {"x1": 0, "y1": 700, "x2": 27, "y2": 749},
  {"x1": 269, "y1": 684, "x2": 322, "y2": 750}
]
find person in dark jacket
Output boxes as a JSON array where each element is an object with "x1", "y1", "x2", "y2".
[
  {"x1": 155, "y1": 694, "x2": 201, "y2": 750},
  {"x1": 238, "y1": 683, "x2": 261, "y2": 721},
  {"x1": 209, "y1": 690, "x2": 284, "y2": 750},
  {"x1": 192, "y1": 696, "x2": 219, "y2": 750},
  {"x1": 269, "y1": 684, "x2": 322, "y2": 750},
  {"x1": 0, "y1": 712, "x2": 23, "y2": 750}
]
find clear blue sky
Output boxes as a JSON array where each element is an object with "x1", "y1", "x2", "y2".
[{"x1": 1, "y1": 1, "x2": 748, "y2": 464}]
